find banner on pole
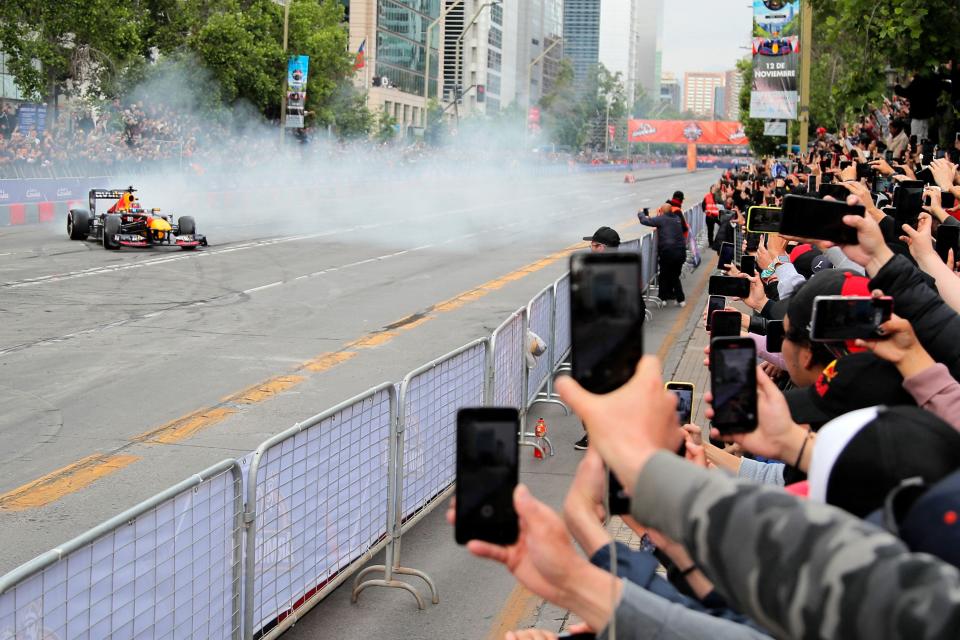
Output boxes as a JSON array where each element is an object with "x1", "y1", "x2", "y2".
[
  {"x1": 749, "y1": 0, "x2": 800, "y2": 120},
  {"x1": 626, "y1": 120, "x2": 749, "y2": 145},
  {"x1": 286, "y1": 55, "x2": 309, "y2": 128}
]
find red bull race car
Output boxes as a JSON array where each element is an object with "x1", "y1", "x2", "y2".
[{"x1": 67, "y1": 186, "x2": 207, "y2": 250}]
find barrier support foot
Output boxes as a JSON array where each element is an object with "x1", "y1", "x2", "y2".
[
  {"x1": 520, "y1": 440, "x2": 547, "y2": 459},
  {"x1": 352, "y1": 566, "x2": 429, "y2": 609}
]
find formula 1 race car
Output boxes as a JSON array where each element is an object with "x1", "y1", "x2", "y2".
[{"x1": 67, "y1": 186, "x2": 207, "y2": 250}]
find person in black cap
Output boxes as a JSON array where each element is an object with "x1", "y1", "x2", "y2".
[
  {"x1": 583, "y1": 226, "x2": 621, "y2": 252},
  {"x1": 639, "y1": 201, "x2": 689, "y2": 306}
]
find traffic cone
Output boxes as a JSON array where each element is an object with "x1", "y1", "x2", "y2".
[{"x1": 535, "y1": 418, "x2": 547, "y2": 438}]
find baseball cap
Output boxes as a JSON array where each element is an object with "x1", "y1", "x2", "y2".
[
  {"x1": 783, "y1": 352, "x2": 916, "y2": 428},
  {"x1": 789, "y1": 244, "x2": 834, "y2": 279},
  {"x1": 809, "y1": 406, "x2": 960, "y2": 518},
  {"x1": 786, "y1": 269, "x2": 871, "y2": 342},
  {"x1": 886, "y1": 469, "x2": 960, "y2": 569},
  {"x1": 583, "y1": 226, "x2": 621, "y2": 247}
]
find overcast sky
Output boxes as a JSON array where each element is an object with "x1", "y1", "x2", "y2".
[{"x1": 661, "y1": 0, "x2": 754, "y2": 77}]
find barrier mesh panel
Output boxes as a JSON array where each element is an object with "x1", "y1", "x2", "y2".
[
  {"x1": 641, "y1": 236, "x2": 654, "y2": 293},
  {"x1": 526, "y1": 288, "x2": 554, "y2": 405},
  {"x1": 492, "y1": 311, "x2": 525, "y2": 408},
  {"x1": 251, "y1": 388, "x2": 391, "y2": 632},
  {"x1": 0, "y1": 468, "x2": 240, "y2": 639},
  {"x1": 553, "y1": 275, "x2": 571, "y2": 367},
  {"x1": 401, "y1": 342, "x2": 487, "y2": 521}
]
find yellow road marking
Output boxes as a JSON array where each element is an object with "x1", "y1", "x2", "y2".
[
  {"x1": 1, "y1": 231, "x2": 617, "y2": 508},
  {"x1": 0, "y1": 454, "x2": 141, "y2": 511}
]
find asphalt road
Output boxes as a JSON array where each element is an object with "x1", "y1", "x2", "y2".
[{"x1": 0, "y1": 168, "x2": 715, "y2": 593}]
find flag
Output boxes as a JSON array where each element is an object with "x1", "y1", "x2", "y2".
[{"x1": 354, "y1": 39, "x2": 366, "y2": 71}]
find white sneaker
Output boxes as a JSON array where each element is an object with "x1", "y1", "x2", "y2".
[{"x1": 679, "y1": 301, "x2": 687, "y2": 308}]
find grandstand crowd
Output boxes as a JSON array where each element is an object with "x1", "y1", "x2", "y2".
[{"x1": 457, "y1": 78, "x2": 960, "y2": 640}]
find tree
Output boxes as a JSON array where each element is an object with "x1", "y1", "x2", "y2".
[
  {"x1": 539, "y1": 59, "x2": 588, "y2": 150},
  {"x1": 0, "y1": 0, "x2": 143, "y2": 102},
  {"x1": 327, "y1": 82, "x2": 375, "y2": 140},
  {"x1": 737, "y1": 58, "x2": 781, "y2": 157}
]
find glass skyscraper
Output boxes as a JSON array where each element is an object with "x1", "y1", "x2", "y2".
[
  {"x1": 563, "y1": 0, "x2": 601, "y2": 90},
  {"x1": 374, "y1": 0, "x2": 441, "y2": 98}
]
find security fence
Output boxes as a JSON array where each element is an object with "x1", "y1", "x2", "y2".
[{"x1": 0, "y1": 204, "x2": 707, "y2": 638}]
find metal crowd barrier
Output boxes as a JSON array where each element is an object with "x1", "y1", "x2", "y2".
[
  {"x1": 243, "y1": 384, "x2": 395, "y2": 640},
  {"x1": 0, "y1": 460, "x2": 243, "y2": 639},
  {"x1": 0, "y1": 198, "x2": 711, "y2": 635}
]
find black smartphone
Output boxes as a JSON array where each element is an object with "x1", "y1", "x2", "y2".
[
  {"x1": 711, "y1": 310, "x2": 742, "y2": 338},
  {"x1": 717, "y1": 241, "x2": 735, "y2": 271},
  {"x1": 809, "y1": 295, "x2": 894, "y2": 341},
  {"x1": 740, "y1": 255, "x2": 757, "y2": 276},
  {"x1": 709, "y1": 275, "x2": 751, "y2": 298},
  {"x1": 909, "y1": 134, "x2": 918, "y2": 149},
  {"x1": 937, "y1": 225, "x2": 960, "y2": 264},
  {"x1": 780, "y1": 195, "x2": 864, "y2": 244},
  {"x1": 892, "y1": 180, "x2": 925, "y2": 228},
  {"x1": 666, "y1": 381, "x2": 695, "y2": 425},
  {"x1": 873, "y1": 174, "x2": 895, "y2": 194},
  {"x1": 710, "y1": 337, "x2": 758, "y2": 434},
  {"x1": 839, "y1": 160, "x2": 852, "y2": 171},
  {"x1": 856, "y1": 162, "x2": 875, "y2": 181},
  {"x1": 570, "y1": 252, "x2": 644, "y2": 394},
  {"x1": 455, "y1": 408, "x2": 520, "y2": 545},
  {"x1": 818, "y1": 183, "x2": 851, "y2": 200},
  {"x1": 943, "y1": 192, "x2": 957, "y2": 209},
  {"x1": 766, "y1": 320, "x2": 785, "y2": 353},
  {"x1": 885, "y1": 150, "x2": 894, "y2": 163},
  {"x1": 807, "y1": 174, "x2": 818, "y2": 192},
  {"x1": 746, "y1": 206, "x2": 782, "y2": 233},
  {"x1": 745, "y1": 231, "x2": 762, "y2": 253},
  {"x1": 706, "y1": 294, "x2": 726, "y2": 331},
  {"x1": 921, "y1": 141, "x2": 936, "y2": 166}
]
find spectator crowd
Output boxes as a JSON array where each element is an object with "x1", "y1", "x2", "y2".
[{"x1": 451, "y1": 74, "x2": 960, "y2": 640}]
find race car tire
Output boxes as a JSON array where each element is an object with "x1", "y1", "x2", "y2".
[
  {"x1": 68, "y1": 209, "x2": 90, "y2": 240},
  {"x1": 103, "y1": 214, "x2": 121, "y2": 250},
  {"x1": 178, "y1": 216, "x2": 196, "y2": 236}
]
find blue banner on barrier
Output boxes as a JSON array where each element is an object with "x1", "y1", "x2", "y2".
[{"x1": 0, "y1": 178, "x2": 96, "y2": 205}]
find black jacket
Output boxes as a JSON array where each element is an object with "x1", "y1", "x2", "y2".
[
  {"x1": 870, "y1": 254, "x2": 960, "y2": 380},
  {"x1": 894, "y1": 75, "x2": 947, "y2": 121}
]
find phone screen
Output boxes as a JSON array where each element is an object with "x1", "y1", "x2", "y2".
[
  {"x1": 807, "y1": 174, "x2": 818, "y2": 192},
  {"x1": 810, "y1": 296, "x2": 893, "y2": 341},
  {"x1": 818, "y1": 183, "x2": 851, "y2": 200},
  {"x1": 747, "y1": 206, "x2": 782, "y2": 233},
  {"x1": 706, "y1": 295, "x2": 726, "y2": 331},
  {"x1": 780, "y1": 195, "x2": 864, "y2": 244},
  {"x1": 667, "y1": 382, "x2": 695, "y2": 425},
  {"x1": 942, "y1": 192, "x2": 957, "y2": 209},
  {"x1": 740, "y1": 255, "x2": 757, "y2": 276},
  {"x1": 892, "y1": 181, "x2": 925, "y2": 228},
  {"x1": 710, "y1": 337, "x2": 758, "y2": 434},
  {"x1": 711, "y1": 310, "x2": 742, "y2": 338},
  {"x1": 938, "y1": 225, "x2": 960, "y2": 264},
  {"x1": 745, "y1": 232, "x2": 762, "y2": 253},
  {"x1": 766, "y1": 320, "x2": 785, "y2": 353},
  {"x1": 709, "y1": 275, "x2": 751, "y2": 298},
  {"x1": 455, "y1": 408, "x2": 520, "y2": 545},
  {"x1": 570, "y1": 252, "x2": 644, "y2": 394},
  {"x1": 717, "y1": 242, "x2": 735, "y2": 271},
  {"x1": 873, "y1": 174, "x2": 895, "y2": 194},
  {"x1": 608, "y1": 471, "x2": 630, "y2": 515}
]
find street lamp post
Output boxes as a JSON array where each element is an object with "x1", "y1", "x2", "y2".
[
  {"x1": 453, "y1": 0, "x2": 502, "y2": 123},
  {"x1": 424, "y1": 0, "x2": 465, "y2": 135},
  {"x1": 279, "y1": 0, "x2": 291, "y2": 144},
  {"x1": 526, "y1": 37, "x2": 563, "y2": 111}
]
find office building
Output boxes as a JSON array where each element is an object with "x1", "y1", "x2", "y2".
[
  {"x1": 713, "y1": 85, "x2": 726, "y2": 121},
  {"x1": 563, "y1": 0, "x2": 601, "y2": 91},
  {"x1": 515, "y1": 0, "x2": 565, "y2": 108},
  {"x1": 631, "y1": 0, "x2": 663, "y2": 102},
  {"x1": 659, "y1": 72, "x2": 681, "y2": 112},
  {"x1": 348, "y1": 0, "x2": 441, "y2": 137},
  {"x1": 683, "y1": 71, "x2": 724, "y2": 117},
  {"x1": 599, "y1": 0, "x2": 663, "y2": 107},
  {"x1": 724, "y1": 68, "x2": 744, "y2": 121}
]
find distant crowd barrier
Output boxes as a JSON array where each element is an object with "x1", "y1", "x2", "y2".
[{"x1": 0, "y1": 203, "x2": 708, "y2": 639}]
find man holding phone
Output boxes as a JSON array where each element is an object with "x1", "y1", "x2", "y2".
[{"x1": 639, "y1": 197, "x2": 689, "y2": 307}]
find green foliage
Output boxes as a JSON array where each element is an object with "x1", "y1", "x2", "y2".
[
  {"x1": 539, "y1": 59, "x2": 588, "y2": 150},
  {"x1": 327, "y1": 82, "x2": 376, "y2": 140},
  {"x1": 374, "y1": 113, "x2": 398, "y2": 144}
]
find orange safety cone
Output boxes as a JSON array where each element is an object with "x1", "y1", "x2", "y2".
[{"x1": 535, "y1": 418, "x2": 547, "y2": 438}]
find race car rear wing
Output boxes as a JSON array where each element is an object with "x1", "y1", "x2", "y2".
[{"x1": 88, "y1": 188, "x2": 135, "y2": 214}]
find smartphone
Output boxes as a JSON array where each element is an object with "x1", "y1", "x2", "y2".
[
  {"x1": 711, "y1": 310, "x2": 742, "y2": 338},
  {"x1": 745, "y1": 231, "x2": 762, "y2": 253},
  {"x1": 779, "y1": 195, "x2": 864, "y2": 244},
  {"x1": 666, "y1": 381, "x2": 695, "y2": 425},
  {"x1": 909, "y1": 134, "x2": 918, "y2": 149},
  {"x1": 706, "y1": 295, "x2": 726, "y2": 331},
  {"x1": 809, "y1": 295, "x2": 894, "y2": 341},
  {"x1": 943, "y1": 192, "x2": 957, "y2": 209},
  {"x1": 806, "y1": 174, "x2": 818, "y2": 192},
  {"x1": 839, "y1": 160, "x2": 852, "y2": 171},
  {"x1": 570, "y1": 252, "x2": 644, "y2": 394},
  {"x1": 709, "y1": 275, "x2": 751, "y2": 298},
  {"x1": 885, "y1": 150, "x2": 894, "y2": 163},
  {"x1": 455, "y1": 408, "x2": 520, "y2": 545},
  {"x1": 608, "y1": 470, "x2": 630, "y2": 515},
  {"x1": 717, "y1": 241, "x2": 735, "y2": 271},
  {"x1": 746, "y1": 206, "x2": 782, "y2": 233},
  {"x1": 818, "y1": 183, "x2": 851, "y2": 200},
  {"x1": 740, "y1": 255, "x2": 757, "y2": 276},
  {"x1": 937, "y1": 224, "x2": 960, "y2": 264},
  {"x1": 892, "y1": 180, "x2": 925, "y2": 228},
  {"x1": 709, "y1": 337, "x2": 758, "y2": 434},
  {"x1": 766, "y1": 320, "x2": 785, "y2": 353},
  {"x1": 873, "y1": 174, "x2": 895, "y2": 194}
]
